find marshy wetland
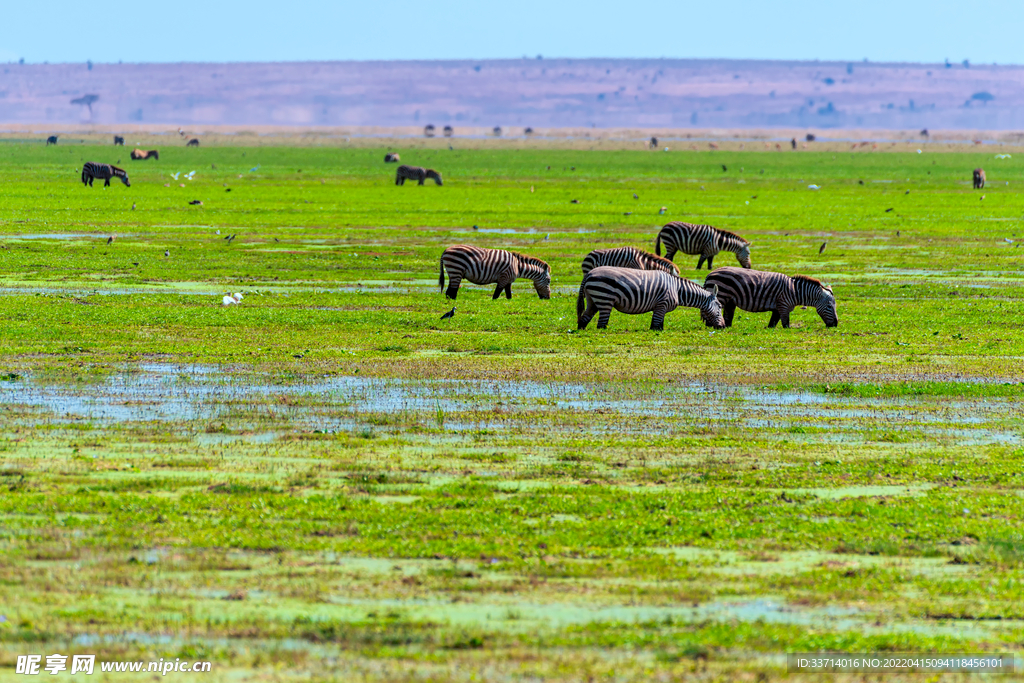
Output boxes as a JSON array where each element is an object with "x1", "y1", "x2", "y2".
[{"x1": 1, "y1": 140, "x2": 1023, "y2": 681}]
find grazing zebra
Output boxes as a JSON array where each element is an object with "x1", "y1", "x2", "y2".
[
  {"x1": 113, "y1": 135, "x2": 125, "y2": 146},
  {"x1": 81, "y1": 162, "x2": 130, "y2": 187},
  {"x1": 655, "y1": 222, "x2": 752, "y2": 270},
  {"x1": 973, "y1": 168, "x2": 986, "y2": 189},
  {"x1": 130, "y1": 148, "x2": 159, "y2": 160},
  {"x1": 396, "y1": 165, "x2": 443, "y2": 186},
  {"x1": 443, "y1": 125, "x2": 454, "y2": 137},
  {"x1": 46, "y1": 136, "x2": 58, "y2": 145},
  {"x1": 577, "y1": 266, "x2": 724, "y2": 331},
  {"x1": 493, "y1": 126, "x2": 502, "y2": 137},
  {"x1": 439, "y1": 244, "x2": 550, "y2": 300},
  {"x1": 704, "y1": 267, "x2": 838, "y2": 329},
  {"x1": 649, "y1": 136, "x2": 658, "y2": 149},
  {"x1": 581, "y1": 246, "x2": 679, "y2": 277},
  {"x1": 384, "y1": 153, "x2": 400, "y2": 163},
  {"x1": 424, "y1": 124, "x2": 436, "y2": 138},
  {"x1": 186, "y1": 138, "x2": 200, "y2": 147}
]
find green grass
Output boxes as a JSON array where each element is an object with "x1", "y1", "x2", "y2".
[{"x1": 1, "y1": 142, "x2": 1023, "y2": 682}]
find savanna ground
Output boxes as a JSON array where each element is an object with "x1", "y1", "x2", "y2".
[{"x1": 0, "y1": 138, "x2": 1023, "y2": 681}]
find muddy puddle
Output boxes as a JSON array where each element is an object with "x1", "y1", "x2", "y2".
[{"x1": 1, "y1": 363, "x2": 1019, "y2": 444}]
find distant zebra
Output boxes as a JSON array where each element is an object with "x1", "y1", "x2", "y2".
[
  {"x1": 973, "y1": 168, "x2": 986, "y2": 189},
  {"x1": 655, "y1": 222, "x2": 752, "y2": 270},
  {"x1": 443, "y1": 125, "x2": 454, "y2": 137},
  {"x1": 439, "y1": 245, "x2": 550, "y2": 300},
  {"x1": 581, "y1": 246, "x2": 679, "y2": 277},
  {"x1": 424, "y1": 124, "x2": 436, "y2": 138},
  {"x1": 396, "y1": 165, "x2": 443, "y2": 186},
  {"x1": 577, "y1": 267, "x2": 724, "y2": 331},
  {"x1": 130, "y1": 148, "x2": 159, "y2": 160},
  {"x1": 81, "y1": 162, "x2": 130, "y2": 187},
  {"x1": 186, "y1": 138, "x2": 200, "y2": 147},
  {"x1": 704, "y1": 267, "x2": 837, "y2": 328},
  {"x1": 649, "y1": 136, "x2": 658, "y2": 149},
  {"x1": 384, "y1": 153, "x2": 400, "y2": 163},
  {"x1": 113, "y1": 135, "x2": 125, "y2": 146},
  {"x1": 46, "y1": 136, "x2": 58, "y2": 145}
]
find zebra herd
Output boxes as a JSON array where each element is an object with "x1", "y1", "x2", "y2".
[{"x1": 439, "y1": 221, "x2": 838, "y2": 331}]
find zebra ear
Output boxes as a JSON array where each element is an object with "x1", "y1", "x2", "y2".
[{"x1": 707, "y1": 283, "x2": 719, "y2": 297}]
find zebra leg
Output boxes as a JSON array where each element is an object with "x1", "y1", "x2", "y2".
[
  {"x1": 650, "y1": 303, "x2": 668, "y2": 331},
  {"x1": 596, "y1": 309, "x2": 612, "y2": 329},
  {"x1": 492, "y1": 284, "x2": 504, "y2": 300},
  {"x1": 781, "y1": 312, "x2": 791, "y2": 329},
  {"x1": 88, "y1": 177, "x2": 94, "y2": 186},
  {"x1": 504, "y1": 284, "x2": 512, "y2": 300},
  {"x1": 723, "y1": 302, "x2": 736, "y2": 327},
  {"x1": 665, "y1": 248, "x2": 677, "y2": 262},
  {"x1": 578, "y1": 300, "x2": 598, "y2": 329},
  {"x1": 104, "y1": 178, "x2": 111, "y2": 187},
  {"x1": 706, "y1": 254, "x2": 715, "y2": 270},
  {"x1": 696, "y1": 256, "x2": 705, "y2": 270},
  {"x1": 445, "y1": 276, "x2": 462, "y2": 300},
  {"x1": 768, "y1": 311, "x2": 781, "y2": 328}
]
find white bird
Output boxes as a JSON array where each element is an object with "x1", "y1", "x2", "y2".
[
  {"x1": 170, "y1": 172, "x2": 180, "y2": 180},
  {"x1": 808, "y1": 184, "x2": 821, "y2": 190},
  {"x1": 249, "y1": 164, "x2": 260, "y2": 173},
  {"x1": 185, "y1": 171, "x2": 196, "y2": 180},
  {"x1": 659, "y1": 206, "x2": 667, "y2": 215},
  {"x1": 221, "y1": 292, "x2": 243, "y2": 306}
]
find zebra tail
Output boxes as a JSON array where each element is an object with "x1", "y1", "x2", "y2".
[
  {"x1": 438, "y1": 258, "x2": 445, "y2": 291},
  {"x1": 655, "y1": 233, "x2": 662, "y2": 256},
  {"x1": 576, "y1": 279, "x2": 587, "y2": 320}
]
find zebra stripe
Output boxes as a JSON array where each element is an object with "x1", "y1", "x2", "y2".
[
  {"x1": 576, "y1": 266, "x2": 724, "y2": 331},
  {"x1": 704, "y1": 267, "x2": 838, "y2": 328},
  {"x1": 581, "y1": 246, "x2": 680, "y2": 277},
  {"x1": 81, "y1": 162, "x2": 130, "y2": 187},
  {"x1": 655, "y1": 222, "x2": 752, "y2": 270},
  {"x1": 439, "y1": 245, "x2": 551, "y2": 300},
  {"x1": 396, "y1": 165, "x2": 443, "y2": 186}
]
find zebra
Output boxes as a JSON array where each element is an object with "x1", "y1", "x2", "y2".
[
  {"x1": 384, "y1": 153, "x2": 400, "y2": 163},
  {"x1": 443, "y1": 125, "x2": 454, "y2": 137},
  {"x1": 130, "y1": 148, "x2": 159, "y2": 160},
  {"x1": 973, "y1": 168, "x2": 986, "y2": 189},
  {"x1": 396, "y1": 165, "x2": 443, "y2": 186},
  {"x1": 186, "y1": 138, "x2": 200, "y2": 147},
  {"x1": 581, "y1": 246, "x2": 680, "y2": 277},
  {"x1": 655, "y1": 222, "x2": 752, "y2": 270},
  {"x1": 424, "y1": 124, "x2": 436, "y2": 138},
  {"x1": 81, "y1": 162, "x2": 130, "y2": 187},
  {"x1": 704, "y1": 267, "x2": 837, "y2": 329},
  {"x1": 46, "y1": 136, "x2": 58, "y2": 145},
  {"x1": 439, "y1": 244, "x2": 550, "y2": 300},
  {"x1": 649, "y1": 136, "x2": 658, "y2": 149},
  {"x1": 577, "y1": 266, "x2": 724, "y2": 331},
  {"x1": 113, "y1": 135, "x2": 125, "y2": 146}
]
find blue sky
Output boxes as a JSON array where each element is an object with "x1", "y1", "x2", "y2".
[{"x1": 2, "y1": 0, "x2": 1022, "y2": 65}]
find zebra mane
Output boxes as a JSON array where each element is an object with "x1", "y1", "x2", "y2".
[
  {"x1": 510, "y1": 251, "x2": 549, "y2": 271},
  {"x1": 644, "y1": 251, "x2": 677, "y2": 269},
  {"x1": 716, "y1": 227, "x2": 750, "y2": 245},
  {"x1": 793, "y1": 275, "x2": 824, "y2": 289}
]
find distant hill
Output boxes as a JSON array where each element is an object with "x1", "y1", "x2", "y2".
[{"x1": 2, "y1": 58, "x2": 1022, "y2": 130}]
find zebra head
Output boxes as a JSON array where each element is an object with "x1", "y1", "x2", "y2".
[
  {"x1": 533, "y1": 266, "x2": 552, "y2": 299},
  {"x1": 736, "y1": 242, "x2": 752, "y2": 269},
  {"x1": 698, "y1": 282, "x2": 726, "y2": 329},
  {"x1": 120, "y1": 173, "x2": 131, "y2": 187},
  {"x1": 426, "y1": 169, "x2": 443, "y2": 186},
  {"x1": 817, "y1": 284, "x2": 838, "y2": 328}
]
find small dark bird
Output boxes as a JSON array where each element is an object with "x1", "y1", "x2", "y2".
[
  {"x1": 858, "y1": 180, "x2": 864, "y2": 185},
  {"x1": 633, "y1": 193, "x2": 639, "y2": 199},
  {"x1": 189, "y1": 200, "x2": 203, "y2": 205},
  {"x1": 106, "y1": 236, "x2": 114, "y2": 245},
  {"x1": 819, "y1": 241, "x2": 827, "y2": 254},
  {"x1": 896, "y1": 230, "x2": 900, "y2": 237},
  {"x1": 570, "y1": 166, "x2": 575, "y2": 171},
  {"x1": 885, "y1": 208, "x2": 894, "y2": 212},
  {"x1": 905, "y1": 190, "x2": 910, "y2": 195},
  {"x1": 623, "y1": 211, "x2": 632, "y2": 216},
  {"x1": 225, "y1": 188, "x2": 232, "y2": 192},
  {"x1": 440, "y1": 306, "x2": 456, "y2": 320},
  {"x1": 570, "y1": 199, "x2": 580, "y2": 204},
  {"x1": 472, "y1": 225, "x2": 479, "y2": 231},
  {"x1": 227, "y1": 234, "x2": 236, "y2": 242},
  {"x1": 274, "y1": 238, "x2": 280, "y2": 243},
  {"x1": 164, "y1": 250, "x2": 169, "y2": 257},
  {"x1": 131, "y1": 203, "x2": 136, "y2": 210},
  {"x1": 722, "y1": 164, "x2": 728, "y2": 171}
]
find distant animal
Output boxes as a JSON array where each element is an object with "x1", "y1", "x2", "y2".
[
  {"x1": 655, "y1": 222, "x2": 752, "y2": 270},
  {"x1": 493, "y1": 126, "x2": 502, "y2": 137},
  {"x1": 221, "y1": 292, "x2": 243, "y2": 306},
  {"x1": 424, "y1": 124, "x2": 436, "y2": 138},
  {"x1": 440, "y1": 306, "x2": 456, "y2": 320},
  {"x1": 805, "y1": 133, "x2": 816, "y2": 142},
  {"x1": 920, "y1": 128, "x2": 929, "y2": 137},
  {"x1": 189, "y1": 200, "x2": 203, "y2": 205},
  {"x1": 659, "y1": 207, "x2": 667, "y2": 215},
  {"x1": 46, "y1": 136, "x2": 58, "y2": 145},
  {"x1": 439, "y1": 244, "x2": 550, "y2": 300},
  {"x1": 186, "y1": 138, "x2": 200, "y2": 147},
  {"x1": 384, "y1": 153, "x2": 400, "y2": 163},
  {"x1": 130, "y1": 148, "x2": 159, "y2": 160},
  {"x1": 106, "y1": 236, "x2": 114, "y2": 244},
  {"x1": 113, "y1": 136, "x2": 125, "y2": 146},
  {"x1": 709, "y1": 142, "x2": 719, "y2": 150},
  {"x1": 81, "y1": 162, "x2": 130, "y2": 187},
  {"x1": 649, "y1": 137, "x2": 658, "y2": 149},
  {"x1": 705, "y1": 267, "x2": 838, "y2": 329},
  {"x1": 973, "y1": 168, "x2": 986, "y2": 189},
  {"x1": 790, "y1": 138, "x2": 797, "y2": 149},
  {"x1": 577, "y1": 267, "x2": 724, "y2": 331},
  {"x1": 581, "y1": 246, "x2": 680, "y2": 277},
  {"x1": 819, "y1": 241, "x2": 827, "y2": 254},
  {"x1": 396, "y1": 165, "x2": 443, "y2": 186},
  {"x1": 443, "y1": 125, "x2": 454, "y2": 137},
  {"x1": 633, "y1": 193, "x2": 639, "y2": 199},
  {"x1": 164, "y1": 250, "x2": 170, "y2": 257},
  {"x1": 524, "y1": 127, "x2": 534, "y2": 135}
]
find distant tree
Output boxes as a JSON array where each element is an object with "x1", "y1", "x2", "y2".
[
  {"x1": 971, "y1": 91, "x2": 994, "y2": 105},
  {"x1": 71, "y1": 94, "x2": 99, "y2": 116}
]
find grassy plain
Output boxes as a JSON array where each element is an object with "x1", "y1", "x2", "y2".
[{"x1": 0, "y1": 140, "x2": 1023, "y2": 681}]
